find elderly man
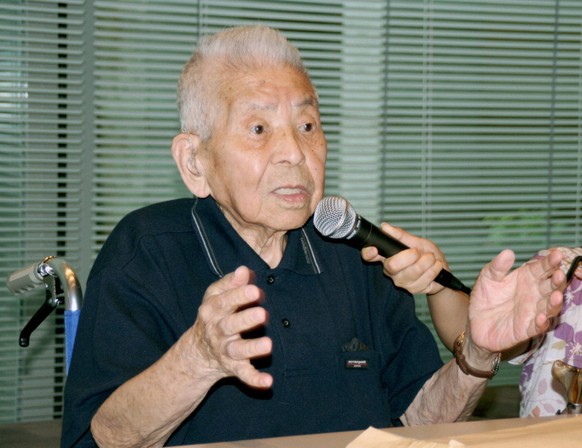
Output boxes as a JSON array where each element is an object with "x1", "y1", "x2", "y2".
[{"x1": 61, "y1": 25, "x2": 565, "y2": 447}]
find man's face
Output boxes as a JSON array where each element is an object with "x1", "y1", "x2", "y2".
[{"x1": 200, "y1": 65, "x2": 327, "y2": 235}]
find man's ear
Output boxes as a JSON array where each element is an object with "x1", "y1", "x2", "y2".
[{"x1": 171, "y1": 133, "x2": 211, "y2": 198}]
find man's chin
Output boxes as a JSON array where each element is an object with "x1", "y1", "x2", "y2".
[{"x1": 270, "y1": 210, "x2": 312, "y2": 231}]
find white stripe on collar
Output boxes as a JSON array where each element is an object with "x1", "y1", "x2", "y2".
[{"x1": 190, "y1": 205, "x2": 224, "y2": 278}]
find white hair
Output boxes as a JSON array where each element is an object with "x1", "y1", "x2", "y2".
[{"x1": 177, "y1": 25, "x2": 311, "y2": 141}]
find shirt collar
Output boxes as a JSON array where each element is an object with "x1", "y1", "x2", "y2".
[{"x1": 190, "y1": 196, "x2": 322, "y2": 277}]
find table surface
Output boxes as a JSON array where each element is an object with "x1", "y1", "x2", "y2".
[
  {"x1": 0, "y1": 415, "x2": 569, "y2": 448},
  {"x1": 184, "y1": 415, "x2": 570, "y2": 447}
]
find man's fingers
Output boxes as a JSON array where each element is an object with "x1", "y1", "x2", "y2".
[
  {"x1": 546, "y1": 249, "x2": 565, "y2": 271},
  {"x1": 220, "y1": 306, "x2": 268, "y2": 336},
  {"x1": 527, "y1": 249, "x2": 564, "y2": 280},
  {"x1": 226, "y1": 336, "x2": 272, "y2": 361},
  {"x1": 220, "y1": 284, "x2": 263, "y2": 311},
  {"x1": 482, "y1": 249, "x2": 515, "y2": 282},
  {"x1": 235, "y1": 364, "x2": 273, "y2": 389},
  {"x1": 533, "y1": 312, "x2": 550, "y2": 335},
  {"x1": 539, "y1": 268, "x2": 566, "y2": 298},
  {"x1": 529, "y1": 288, "x2": 563, "y2": 337},
  {"x1": 546, "y1": 289, "x2": 564, "y2": 317},
  {"x1": 209, "y1": 267, "x2": 265, "y2": 318},
  {"x1": 205, "y1": 266, "x2": 255, "y2": 296},
  {"x1": 226, "y1": 337, "x2": 274, "y2": 388}
]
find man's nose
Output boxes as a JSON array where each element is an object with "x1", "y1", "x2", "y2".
[{"x1": 273, "y1": 128, "x2": 306, "y2": 165}]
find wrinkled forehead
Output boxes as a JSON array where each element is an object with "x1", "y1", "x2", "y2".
[
  {"x1": 216, "y1": 60, "x2": 317, "y2": 95},
  {"x1": 220, "y1": 65, "x2": 318, "y2": 109}
]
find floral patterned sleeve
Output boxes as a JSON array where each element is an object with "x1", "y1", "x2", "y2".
[{"x1": 518, "y1": 247, "x2": 582, "y2": 417}]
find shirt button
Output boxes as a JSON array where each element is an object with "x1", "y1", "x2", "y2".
[
  {"x1": 266, "y1": 275, "x2": 275, "y2": 284},
  {"x1": 282, "y1": 318, "x2": 291, "y2": 328}
]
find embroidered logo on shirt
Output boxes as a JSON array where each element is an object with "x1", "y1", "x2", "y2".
[{"x1": 342, "y1": 337, "x2": 369, "y2": 353}]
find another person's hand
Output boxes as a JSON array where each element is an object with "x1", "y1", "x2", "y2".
[
  {"x1": 468, "y1": 249, "x2": 566, "y2": 353},
  {"x1": 361, "y1": 223, "x2": 449, "y2": 294},
  {"x1": 190, "y1": 266, "x2": 273, "y2": 389}
]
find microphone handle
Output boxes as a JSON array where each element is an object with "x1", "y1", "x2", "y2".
[{"x1": 353, "y1": 216, "x2": 472, "y2": 295}]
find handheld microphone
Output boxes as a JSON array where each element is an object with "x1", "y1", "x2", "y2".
[{"x1": 313, "y1": 196, "x2": 472, "y2": 295}]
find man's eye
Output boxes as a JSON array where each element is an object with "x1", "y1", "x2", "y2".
[
  {"x1": 301, "y1": 123, "x2": 314, "y2": 132},
  {"x1": 252, "y1": 125, "x2": 264, "y2": 135}
]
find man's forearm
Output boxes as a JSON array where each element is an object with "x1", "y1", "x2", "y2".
[
  {"x1": 91, "y1": 329, "x2": 220, "y2": 448},
  {"x1": 400, "y1": 358, "x2": 488, "y2": 426},
  {"x1": 401, "y1": 326, "x2": 497, "y2": 426}
]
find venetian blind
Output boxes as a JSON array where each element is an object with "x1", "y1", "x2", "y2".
[
  {"x1": 378, "y1": 0, "x2": 582, "y2": 384},
  {"x1": 0, "y1": 0, "x2": 86, "y2": 422}
]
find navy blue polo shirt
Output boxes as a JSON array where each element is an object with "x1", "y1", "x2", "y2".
[{"x1": 61, "y1": 196, "x2": 442, "y2": 447}]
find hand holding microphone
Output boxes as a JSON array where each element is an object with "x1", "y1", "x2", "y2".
[{"x1": 313, "y1": 196, "x2": 472, "y2": 295}]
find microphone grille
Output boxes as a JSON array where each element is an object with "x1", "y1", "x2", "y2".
[{"x1": 313, "y1": 196, "x2": 357, "y2": 239}]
